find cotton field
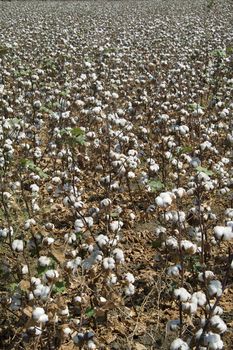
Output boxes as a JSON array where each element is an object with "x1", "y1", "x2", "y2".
[{"x1": 0, "y1": 0, "x2": 233, "y2": 349}]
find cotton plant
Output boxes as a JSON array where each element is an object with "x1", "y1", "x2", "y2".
[{"x1": 1, "y1": 1, "x2": 233, "y2": 349}]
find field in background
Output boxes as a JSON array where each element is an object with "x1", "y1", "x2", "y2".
[{"x1": 0, "y1": 1, "x2": 233, "y2": 349}]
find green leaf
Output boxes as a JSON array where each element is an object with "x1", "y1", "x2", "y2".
[
  {"x1": 0, "y1": 46, "x2": 8, "y2": 56},
  {"x1": 226, "y1": 46, "x2": 233, "y2": 56},
  {"x1": 210, "y1": 49, "x2": 226, "y2": 58},
  {"x1": 152, "y1": 239, "x2": 162, "y2": 248},
  {"x1": 20, "y1": 159, "x2": 48, "y2": 179},
  {"x1": 53, "y1": 281, "x2": 66, "y2": 294},
  {"x1": 60, "y1": 90, "x2": 70, "y2": 97},
  {"x1": 75, "y1": 134, "x2": 86, "y2": 145},
  {"x1": 148, "y1": 179, "x2": 164, "y2": 192},
  {"x1": 85, "y1": 307, "x2": 95, "y2": 318},
  {"x1": 71, "y1": 127, "x2": 85, "y2": 137},
  {"x1": 195, "y1": 166, "x2": 214, "y2": 176},
  {"x1": 37, "y1": 266, "x2": 50, "y2": 276},
  {"x1": 178, "y1": 145, "x2": 193, "y2": 154},
  {"x1": 8, "y1": 283, "x2": 18, "y2": 292}
]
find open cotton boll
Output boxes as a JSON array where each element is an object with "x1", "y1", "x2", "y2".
[
  {"x1": 167, "y1": 264, "x2": 181, "y2": 277},
  {"x1": 100, "y1": 198, "x2": 112, "y2": 208},
  {"x1": 12, "y1": 239, "x2": 24, "y2": 252},
  {"x1": 32, "y1": 307, "x2": 48, "y2": 323},
  {"x1": 106, "y1": 273, "x2": 117, "y2": 286},
  {"x1": 204, "y1": 332, "x2": 224, "y2": 350},
  {"x1": 74, "y1": 219, "x2": 85, "y2": 232},
  {"x1": 38, "y1": 256, "x2": 51, "y2": 267},
  {"x1": 208, "y1": 280, "x2": 222, "y2": 297},
  {"x1": 59, "y1": 306, "x2": 69, "y2": 316},
  {"x1": 30, "y1": 184, "x2": 40, "y2": 192},
  {"x1": 166, "y1": 319, "x2": 180, "y2": 333},
  {"x1": 214, "y1": 226, "x2": 233, "y2": 240},
  {"x1": 113, "y1": 248, "x2": 125, "y2": 264},
  {"x1": 198, "y1": 270, "x2": 215, "y2": 282},
  {"x1": 85, "y1": 217, "x2": 94, "y2": 228},
  {"x1": 96, "y1": 234, "x2": 109, "y2": 248},
  {"x1": 182, "y1": 301, "x2": 198, "y2": 315},
  {"x1": 34, "y1": 285, "x2": 50, "y2": 300},
  {"x1": 45, "y1": 269, "x2": 59, "y2": 281},
  {"x1": 174, "y1": 287, "x2": 191, "y2": 302},
  {"x1": 181, "y1": 240, "x2": 197, "y2": 254},
  {"x1": 22, "y1": 265, "x2": 29, "y2": 274},
  {"x1": 170, "y1": 338, "x2": 189, "y2": 350},
  {"x1": 87, "y1": 340, "x2": 96, "y2": 349},
  {"x1": 110, "y1": 220, "x2": 123, "y2": 232},
  {"x1": 124, "y1": 272, "x2": 135, "y2": 284},
  {"x1": 206, "y1": 304, "x2": 223, "y2": 315},
  {"x1": 43, "y1": 236, "x2": 55, "y2": 245},
  {"x1": 192, "y1": 291, "x2": 207, "y2": 306},
  {"x1": 225, "y1": 208, "x2": 233, "y2": 219},
  {"x1": 124, "y1": 283, "x2": 135, "y2": 296},
  {"x1": 172, "y1": 187, "x2": 186, "y2": 198},
  {"x1": 103, "y1": 257, "x2": 115, "y2": 270},
  {"x1": 210, "y1": 315, "x2": 227, "y2": 334},
  {"x1": 155, "y1": 191, "x2": 174, "y2": 208},
  {"x1": 165, "y1": 236, "x2": 178, "y2": 250}
]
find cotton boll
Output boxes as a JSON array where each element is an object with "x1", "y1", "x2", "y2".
[
  {"x1": 166, "y1": 319, "x2": 180, "y2": 333},
  {"x1": 45, "y1": 269, "x2": 59, "y2": 281},
  {"x1": 225, "y1": 208, "x2": 233, "y2": 219},
  {"x1": 167, "y1": 265, "x2": 181, "y2": 277},
  {"x1": 96, "y1": 234, "x2": 109, "y2": 248},
  {"x1": 110, "y1": 220, "x2": 123, "y2": 232},
  {"x1": 22, "y1": 265, "x2": 29, "y2": 274},
  {"x1": 214, "y1": 226, "x2": 233, "y2": 241},
  {"x1": 113, "y1": 248, "x2": 125, "y2": 264},
  {"x1": 106, "y1": 273, "x2": 117, "y2": 286},
  {"x1": 12, "y1": 239, "x2": 24, "y2": 252},
  {"x1": 206, "y1": 304, "x2": 223, "y2": 315},
  {"x1": 85, "y1": 217, "x2": 94, "y2": 228},
  {"x1": 87, "y1": 340, "x2": 96, "y2": 349},
  {"x1": 173, "y1": 187, "x2": 186, "y2": 198},
  {"x1": 100, "y1": 198, "x2": 112, "y2": 208},
  {"x1": 32, "y1": 307, "x2": 48, "y2": 323},
  {"x1": 182, "y1": 301, "x2": 198, "y2": 315},
  {"x1": 30, "y1": 184, "x2": 39, "y2": 193},
  {"x1": 174, "y1": 288, "x2": 191, "y2": 302},
  {"x1": 204, "y1": 332, "x2": 224, "y2": 349},
  {"x1": 124, "y1": 283, "x2": 135, "y2": 296},
  {"x1": 63, "y1": 326, "x2": 72, "y2": 336},
  {"x1": 43, "y1": 237, "x2": 54, "y2": 245},
  {"x1": 170, "y1": 338, "x2": 189, "y2": 350},
  {"x1": 155, "y1": 191, "x2": 174, "y2": 208},
  {"x1": 198, "y1": 271, "x2": 215, "y2": 282},
  {"x1": 103, "y1": 257, "x2": 115, "y2": 270},
  {"x1": 59, "y1": 306, "x2": 69, "y2": 316},
  {"x1": 38, "y1": 256, "x2": 51, "y2": 267},
  {"x1": 124, "y1": 272, "x2": 135, "y2": 284},
  {"x1": 165, "y1": 236, "x2": 178, "y2": 250},
  {"x1": 181, "y1": 240, "x2": 197, "y2": 254},
  {"x1": 28, "y1": 326, "x2": 42, "y2": 336},
  {"x1": 210, "y1": 316, "x2": 227, "y2": 334},
  {"x1": 208, "y1": 280, "x2": 222, "y2": 297},
  {"x1": 31, "y1": 277, "x2": 41, "y2": 286},
  {"x1": 192, "y1": 291, "x2": 206, "y2": 306}
]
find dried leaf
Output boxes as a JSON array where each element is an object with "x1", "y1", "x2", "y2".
[
  {"x1": 134, "y1": 343, "x2": 147, "y2": 350},
  {"x1": 19, "y1": 280, "x2": 31, "y2": 291},
  {"x1": 51, "y1": 246, "x2": 66, "y2": 263},
  {"x1": 23, "y1": 306, "x2": 33, "y2": 318}
]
